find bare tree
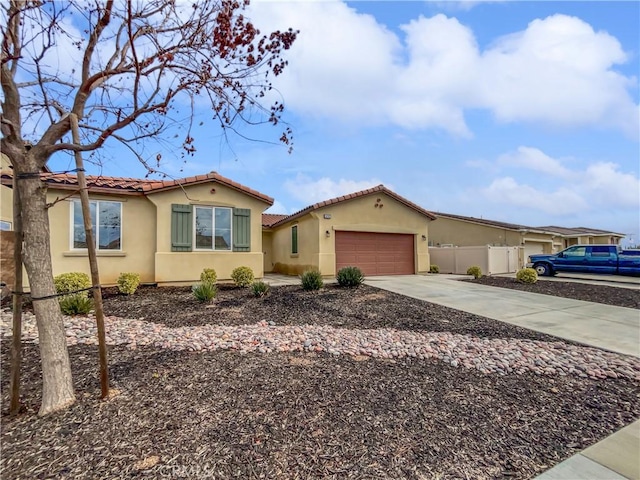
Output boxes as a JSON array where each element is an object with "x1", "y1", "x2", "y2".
[{"x1": 1, "y1": 0, "x2": 297, "y2": 415}]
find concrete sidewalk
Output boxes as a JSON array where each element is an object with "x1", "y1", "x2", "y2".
[{"x1": 366, "y1": 274, "x2": 640, "y2": 480}]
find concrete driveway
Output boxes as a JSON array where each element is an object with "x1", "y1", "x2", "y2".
[
  {"x1": 365, "y1": 274, "x2": 640, "y2": 480},
  {"x1": 365, "y1": 274, "x2": 640, "y2": 357}
]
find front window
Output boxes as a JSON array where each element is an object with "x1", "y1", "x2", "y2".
[
  {"x1": 0, "y1": 220, "x2": 11, "y2": 231},
  {"x1": 72, "y1": 200, "x2": 122, "y2": 250},
  {"x1": 195, "y1": 206, "x2": 232, "y2": 250}
]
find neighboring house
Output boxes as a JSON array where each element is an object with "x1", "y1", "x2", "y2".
[
  {"x1": 429, "y1": 212, "x2": 625, "y2": 262},
  {"x1": 0, "y1": 169, "x2": 273, "y2": 284},
  {"x1": 262, "y1": 185, "x2": 437, "y2": 276},
  {"x1": 535, "y1": 226, "x2": 624, "y2": 248},
  {"x1": 428, "y1": 212, "x2": 561, "y2": 259}
]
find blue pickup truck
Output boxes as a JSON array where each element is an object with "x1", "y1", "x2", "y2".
[{"x1": 528, "y1": 245, "x2": 640, "y2": 276}]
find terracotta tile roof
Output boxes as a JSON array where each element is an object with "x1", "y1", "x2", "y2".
[
  {"x1": 2, "y1": 171, "x2": 273, "y2": 205},
  {"x1": 262, "y1": 213, "x2": 288, "y2": 227},
  {"x1": 268, "y1": 185, "x2": 437, "y2": 229},
  {"x1": 536, "y1": 226, "x2": 625, "y2": 237},
  {"x1": 432, "y1": 211, "x2": 529, "y2": 231}
]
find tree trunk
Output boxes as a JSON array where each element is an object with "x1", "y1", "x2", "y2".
[
  {"x1": 15, "y1": 157, "x2": 76, "y2": 415},
  {"x1": 10, "y1": 171, "x2": 23, "y2": 415}
]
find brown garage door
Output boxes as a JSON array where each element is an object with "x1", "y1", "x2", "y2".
[{"x1": 335, "y1": 231, "x2": 415, "y2": 276}]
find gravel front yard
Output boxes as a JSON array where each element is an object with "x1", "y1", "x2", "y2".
[{"x1": 1, "y1": 283, "x2": 639, "y2": 479}]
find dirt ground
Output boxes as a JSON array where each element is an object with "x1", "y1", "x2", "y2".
[{"x1": 2, "y1": 283, "x2": 639, "y2": 479}]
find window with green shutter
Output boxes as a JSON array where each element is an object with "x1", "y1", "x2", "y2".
[
  {"x1": 171, "y1": 204, "x2": 192, "y2": 251},
  {"x1": 291, "y1": 225, "x2": 298, "y2": 254},
  {"x1": 233, "y1": 208, "x2": 251, "y2": 252}
]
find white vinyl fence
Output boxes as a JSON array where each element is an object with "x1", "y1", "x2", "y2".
[{"x1": 429, "y1": 246, "x2": 522, "y2": 275}]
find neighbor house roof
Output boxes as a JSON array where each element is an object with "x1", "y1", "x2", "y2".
[
  {"x1": 262, "y1": 213, "x2": 289, "y2": 227},
  {"x1": 431, "y1": 213, "x2": 624, "y2": 238},
  {"x1": 536, "y1": 226, "x2": 625, "y2": 237},
  {"x1": 268, "y1": 185, "x2": 437, "y2": 229},
  {"x1": 1, "y1": 171, "x2": 274, "y2": 205},
  {"x1": 432, "y1": 211, "x2": 529, "y2": 232}
]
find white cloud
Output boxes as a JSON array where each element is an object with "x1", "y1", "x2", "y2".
[
  {"x1": 283, "y1": 174, "x2": 384, "y2": 204},
  {"x1": 483, "y1": 177, "x2": 588, "y2": 215},
  {"x1": 478, "y1": 15, "x2": 637, "y2": 136},
  {"x1": 583, "y1": 162, "x2": 640, "y2": 207},
  {"x1": 498, "y1": 146, "x2": 572, "y2": 178},
  {"x1": 247, "y1": 3, "x2": 638, "y2": 137},
  {"x1": 481, "y1": 147, "x2": 640, "y2": 216}
]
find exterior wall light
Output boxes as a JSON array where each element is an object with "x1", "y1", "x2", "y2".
[
  {"x1": 325, "y1": 230, "x2": 331, "y2": 237},
  {"x1": 421, "y1": 235, "x2": 427, "y2": 241}
]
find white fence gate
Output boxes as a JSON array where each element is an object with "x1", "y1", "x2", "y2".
[{"x1": 429, "y1": 246, "x2": 522, "y2": 275}]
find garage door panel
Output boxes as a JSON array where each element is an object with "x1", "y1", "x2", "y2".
[{"x1": 335, "y1": 231, "x2": 414, "y2": 276}]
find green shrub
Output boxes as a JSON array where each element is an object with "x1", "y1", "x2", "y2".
[
  {"x1": 231, "y1": 266, "x2": 254, "y2": 287},
  {"x1": 59, "y1": 294, "x2": 93, "y2": 315},
  {"x1": 117, "y1": 272, "x2": 140, "y2": 295},
  {"x1": 301, "y1": 269, "x2": 323, "y2": 291},
  {"x1": 251, "y1": 280, "x2": 270, "y2": 297},
  {"x1": 54, "y1": 272, "x2": 91, "y2": 298},
  {"x1": 336, "y1": 266, "x2": 364, "y2": 288},
  {"x1": 467, "y1": 266, "x2": 482, "y2": 279},
  {"x1": 516, "y1": 268, "x2": 538, "y2": 284},
  {"x1": 429, "y1": 265, "x2": 440, "y2": 274},
  {"x1": 200, "y1": 268, "x2": 217, "y2": 285},
  {"x1": 192, "y1": 281, "x2": 217, "y2": 303}
]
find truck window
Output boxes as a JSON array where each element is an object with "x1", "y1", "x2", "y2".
[
  {"x1": 564, "y1": 246, "x2": 586, "y2": 257},
  {"x1": 590, "y1": 246, "x2": 613, "y2": 257}
]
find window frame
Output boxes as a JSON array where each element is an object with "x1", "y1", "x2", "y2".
[
  {"x1": 193, "y1": 205, "x2": 233, "y2": 252},
  {"x1": 70, "y1": 199, "x2": 123, "y2": 251},
  {"x1": 291, "y1": 225, "x2": 298, "y2": 254}
]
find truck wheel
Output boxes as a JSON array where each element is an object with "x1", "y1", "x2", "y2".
[{"x1": 534, "y1": 263, "x2": 551, "y2": 276}]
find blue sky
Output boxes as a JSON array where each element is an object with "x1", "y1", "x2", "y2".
[{"x1": 47, "y1": 1, "x2": 640, "y2": 245}]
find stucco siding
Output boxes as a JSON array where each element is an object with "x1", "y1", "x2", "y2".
[
  {"x1": 1, "y1": 155, "x2": 13, "y2": 228},
  {"x1": 429, "y1": 217, "x2": 523, "y2": 247},
  {"x1": 146, "y1": 182, "x2": 269, "y2": 281},
  {"x1": 269, "y1": 192, "x2": 431, "y2": 276},
  {"x1": 270, "y1": 215, "x2": 319, "y2": 275},
  {"x1": 48, "y1": 190, "x2": 157, "y2": 284}
]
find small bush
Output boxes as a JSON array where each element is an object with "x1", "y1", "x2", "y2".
[
  {"x1": 251, "y1": 280, "x2": 270, "y2": 297},
  {"x1": 231, "y1": 266, "x2": 255, "y2": 287},
  {"x1": 59, "y1": 294, "x2": 93, "y2": 315},
  {"x1": 429, "y1": 265, "x2": 440, "y2": 274},
  {"x1": 467, "y1": 266, "x2": 482, "y2": 279},
  {"x1": 301, "y1": 269, "x2": 323, "y2": 291},
  {"x1": 200, "y1": 268, "x2": 217, "y2": 285},
  {"x1": 336, "y1": 266, "x2": 364, "y2": 288},
  {"x1": 54, "y1": 272, "x2": 91, "y2": 298},
  {"x1": 516, "y1": 268, "x2": 538, "y2": 284},
  {"x1": 117, "y1": 272, "x2": 140, "y2": 295},
  {"x1": 192, "y1": 281, "x2": 217, "y2": 303}
]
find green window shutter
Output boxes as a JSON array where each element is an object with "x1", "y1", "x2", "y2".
[
  {"x1": 233, "y1": 208, "x2": 251, "y2": 252},
  {"x1": 171, "y1": 204, "x2": 192, "y2": 252}
]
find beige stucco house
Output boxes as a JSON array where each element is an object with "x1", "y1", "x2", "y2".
[
  {"x1": 429, "y1": 212, "x2": 563, "y2": 259},
  {"x1": 1, "y1": 166, "x2": 273, "y2": 285},
  {"x1": 429, "y1": 211, "x2": 624, "y2": 262},
  {"x1": 535, "y1": 226, "x2": 624, "y2": 248},
  {"x1": 262, "y1": 185, "x2": 437, "y2": 277}
]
